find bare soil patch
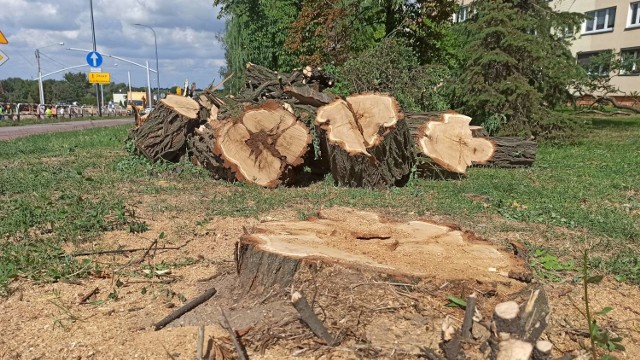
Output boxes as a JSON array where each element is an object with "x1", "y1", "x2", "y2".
[{"x1": 1, "y1": 207, "x2": 639, "y2": 359}]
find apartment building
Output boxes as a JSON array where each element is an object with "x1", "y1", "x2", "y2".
[
  {"x1": 453, "y1": 0, "x2": 640, "y2": 96},
  {"x1": 553, "y1": 0, "x2": 639, "y2": 95}
]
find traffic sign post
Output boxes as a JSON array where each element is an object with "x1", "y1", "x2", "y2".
[
  {"x1": 88, "y1": 72, "x2": 110, "y2": 84},
  {"x1": 86, "y1": 51, "x2": 103, "y2": 67},
  {"x1": 0, "y1": 49, "x2": 9, "y2": 67}
]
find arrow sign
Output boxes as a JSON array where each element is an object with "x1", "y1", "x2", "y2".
[
  {"x1": 86, "y1": 51, "x2": 103, "y2": 67},
  {"x1": 0, "y1": 49, "x2": 9, "y2": 67}
]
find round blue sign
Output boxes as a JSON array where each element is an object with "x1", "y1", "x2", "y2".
[{"x1": 86, "y1": 51, "x2": 103, "y2": 68}]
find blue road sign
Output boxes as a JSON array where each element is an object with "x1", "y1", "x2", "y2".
[{"x1": 86, "y1": 51, "x2": 103, "y2": 67}]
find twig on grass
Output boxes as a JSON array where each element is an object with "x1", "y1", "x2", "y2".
[{"x1": 153, "y1": 287, "x2": 217, "y2": 330}]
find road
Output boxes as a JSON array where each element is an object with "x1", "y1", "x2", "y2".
[{"x1": 0, "y1": 118, "x2": 134, "y2": 141}]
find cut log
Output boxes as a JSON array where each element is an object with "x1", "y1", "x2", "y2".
[
  {"x1": 315, "y1": 94, "x2": 413, "y2": 188},
  {"x1": 474, "y1": 137, "x2": 537, "y2": 168},
  {"x1": 417, "y1": 112, "x2": 495, "y2": 174},
  {"x1": 236, "y1": 207, "x2": 527, "y2": 294},
  {"x1": 213, "y1": 100, "x2": 312, "y2": 188},
  {"x1": 494, "y1": 301, "x2": 521, "y2": 335},
  {"x1": 187, "y1": 125, "x2": 235, "y2": 182},
  {"x1": 284, "y1": 85, "x2": 335, "y2": 107},
  {"x1": 130, "y1": 95, "x2": 202, "y2": 162},
  {"x1": 532, "y1": 340, "x2": 552, "y2": 360}
]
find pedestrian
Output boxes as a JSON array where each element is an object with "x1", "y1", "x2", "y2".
[
  {"x1": 0, "y1": 104, "x2": 4, "y2": 120},
  {"x1": 59, "y1": 106, "x2": 65, "y2": 118},
  {"x1": 51, "y1": 106, "x2": 57, "y2": 118},
  {"x1": 45, "y1": 107, "x2": 52, "y2": 119}
]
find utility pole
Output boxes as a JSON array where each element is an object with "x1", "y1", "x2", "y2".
[
  {"x1": 90, "y1": 0, "x2": 101, "y2": 116},
  {"x1": 35, "y1": 49, "x2": 44, "y2": 105}
]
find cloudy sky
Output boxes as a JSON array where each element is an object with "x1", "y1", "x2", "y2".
[{"x1": 0, "y1": 0, "x2": 226, "y2": 89}]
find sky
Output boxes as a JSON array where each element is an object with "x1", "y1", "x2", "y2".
[{"x1": 0, "y1": 0, "x2": 227, "y2": 90}]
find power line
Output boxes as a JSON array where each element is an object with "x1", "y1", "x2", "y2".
[{"x1": 39, "y1": 52, "x2": 67, "y2": 69}]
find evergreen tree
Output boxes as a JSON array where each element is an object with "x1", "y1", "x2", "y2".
[{"x1": 449, "y1": 0, "x2": 583, "y2": 136}]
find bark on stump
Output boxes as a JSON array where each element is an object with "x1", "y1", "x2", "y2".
[
  {"x1": 213, "y1": 100, "x2": 312, "y2": 188},
  {"x1": 130, "y1": 95, "x2": 202, "y2": 162},
  {"x1": 315, "y1": 94, "x2": 413, "y2": 188},
  {"x1": 236, "y1": 207, "x2": 526, "y2": 295}
]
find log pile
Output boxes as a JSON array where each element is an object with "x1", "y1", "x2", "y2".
[{"x1": 129, "y1": 63, "x2": 538, "y2": 188}]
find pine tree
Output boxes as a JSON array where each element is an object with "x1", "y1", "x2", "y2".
[{"x1": 450, "y1": 0, "x2": 583, "y2": 137}]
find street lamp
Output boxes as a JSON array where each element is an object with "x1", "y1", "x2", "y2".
[
  {"x1": 35, "y1": 42, "x2": 64, "y2": 105},
  {"x1": 134, "y1": 24, "x2": 160, "y2": 106}
]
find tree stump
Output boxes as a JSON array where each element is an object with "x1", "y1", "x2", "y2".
[
  {"x1": 315, "y1": 94, "x2": 413, "y2": 188},
  {"x1": 130, "y1": 95, "x2": 203, "y2": 162},
  {"x1": 237, "y1": 207, "x2": 527, "y2": 294},
  {"x1": 213, "y1": 100, "x2": 312, "y2": 188}
]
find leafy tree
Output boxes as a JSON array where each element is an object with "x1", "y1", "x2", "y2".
[
  {"x1": 333, "y1": 38, "x2": 450, "y2": 111},
  {"x1": 448, "y1": 0, "x2": 584, "y2": 137}
]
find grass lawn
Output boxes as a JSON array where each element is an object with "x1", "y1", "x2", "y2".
[{"x1": 0, "y1": 116, "x2": 639, "y2": 294}]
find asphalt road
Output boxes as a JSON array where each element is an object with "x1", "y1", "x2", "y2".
[{"x1": 0, "y1": 118, "x2": 134, "y2": 141}]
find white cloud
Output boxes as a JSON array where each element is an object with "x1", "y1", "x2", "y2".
[{"x1": 0, "y1": 0, "x2": 227, "y2": 88}]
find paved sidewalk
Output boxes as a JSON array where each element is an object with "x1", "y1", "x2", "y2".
[{"x1": 0, "y1": 118, "x2": 134, "y2": 141}]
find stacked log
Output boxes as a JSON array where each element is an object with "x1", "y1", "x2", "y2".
[{"x1": 129, "y1": 63, "x2": 537, "y2": 188}]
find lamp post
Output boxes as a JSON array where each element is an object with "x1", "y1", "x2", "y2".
[
  {"x1": 134, "y1": 24, "x2": 160, "y2": 106},
  {"x1": 35, "y1": 42, "x2": 64, "y2": 105}
]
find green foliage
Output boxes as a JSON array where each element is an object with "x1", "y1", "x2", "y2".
[
  {"x1": 445, "y1": 294, "x2": 467, "y2": 309},
  {"x1": 448, "y1": 0, "x2": 585, "y2": 137},
  {"x1": 530, "y1": 248, "x2": 574, "y2": 281},
  {"x1": 335, "y1": 38, "x2": 450, "y2": 111},
  {"x1": 579, "y1": 251, "x2": 625, "y2": 359}
]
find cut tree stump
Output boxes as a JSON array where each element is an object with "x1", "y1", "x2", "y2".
[
  {"x1": 130, "y1": 95, "x2": 203, "y2": 162},
  {"x1": 213, "y1": 100, "x2": 312, "y2": 188},
  {"x1": 236, "y1": 207, "x2": 528, "y2": 294},
  {"x1": 315, "y1": 94, "x2": 413, "y2": 188}
]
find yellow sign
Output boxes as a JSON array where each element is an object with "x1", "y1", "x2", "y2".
[
  {"x1": 0, "y1": 30, "x2": 7, "y2": 44},
  {"x1": 88, "y1": 72, "x2": 111, "y2": 84}
]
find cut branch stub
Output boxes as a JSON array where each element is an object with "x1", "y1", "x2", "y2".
[
  {"x1": 418, "y1": 113, "x2": 495, "y2": 174},
  {"x1": 213, "y1": 100, "x2": 311, "y2": 188}
]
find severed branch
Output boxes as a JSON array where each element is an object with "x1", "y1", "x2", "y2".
[
  {"x1": 220, "y1": 308, "x2": 249, "y2": 360},
  {"x1": 153, "y1": 287, "x2": 217, "y2": 330},
  {"x1": 68, "y1": 240, "x2": 191, "y2": 257},
  {"x1": 461, "y1": 293, "x2": 477, "y2": 340},
  {"x1": 78, "y1": 287, "x2": 99, "y2": 304},
  {"x1": 291, "y1": 291, "x2": 336, "y2": 346}
]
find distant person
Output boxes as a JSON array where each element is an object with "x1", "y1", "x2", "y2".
[
  {"x1": 0, "y1": 104, "x2": 4, "y2": 120},
  {"x1": 51, "y1": 106, "x2": 57, "y2": 118},
  {"x1": 59, "y1": 107, "x2": 65, "y2": 118},
  {"x1": 45, "y1": 107, "x2": 52, "y2": 118}
]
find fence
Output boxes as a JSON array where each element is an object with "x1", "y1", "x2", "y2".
[{"x1": 0, "y1": 103, "x2": 128, "y2": 121}]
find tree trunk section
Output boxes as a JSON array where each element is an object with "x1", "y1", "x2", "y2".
[
  {"x1": 315, "y1": 94, "x2": 413, "y2": 188},
  {"x1": 129, "y1": 95, "x2": 202, "y2": 162},
  {"x1": 213, "y1": 100, "x2": 312, "y2": 188},
  {"x1": 474, "y1": 137, "x2": 537, "y2": 168},
  {"x1": 187, "y1": 125, "x2": 235, "y2": 182}
]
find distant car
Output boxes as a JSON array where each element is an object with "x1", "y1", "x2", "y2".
[{"x1": 142, "y1": 106, "x2": 155, "y2": 115}]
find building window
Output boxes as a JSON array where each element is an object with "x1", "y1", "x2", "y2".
[
  {"x1": 454, "y1": 5, "x2": 471, "y2": 23},
  {"x1": 620, "y1": 48, "x2": 640, "y2": 75},
  {"x1": 583, "y1": 7, "x2": 616, "y2": 34},
  {"x1": 629, "y1": 2, "x2": 640, "y2": 27},
  {"x1": 577, "y1": 51, "x2": 612, "y2": 76}
]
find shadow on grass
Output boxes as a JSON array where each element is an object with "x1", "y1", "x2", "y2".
[{"x1": 587, "y1": 117, "x2": 640, "y2": 130}]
